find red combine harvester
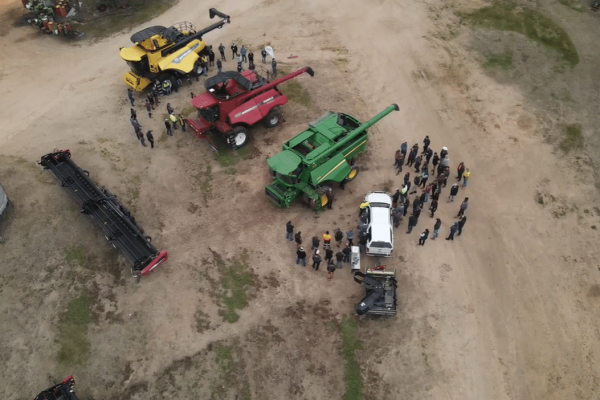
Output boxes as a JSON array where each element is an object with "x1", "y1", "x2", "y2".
[
  {"x1": 33, "y1": 376, "x2": 79, "y2": 400},
  {"x1": 188, "y1": 66, "x2": 314, "y2": 149}
]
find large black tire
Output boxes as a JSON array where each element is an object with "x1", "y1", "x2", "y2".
[
  {"x1": 345, "y1": 166, "x2": 360, "y2": 182},
  {"x1": 157, "y1": 74, "x2": 178, "y2": 92},
  {"x1": 315, "y1": 185, "x2": 331, "y2": 209},
  {"x1": 231, "y1": 126, "x2": 250, "y2": 149},
  {"x1": 263, "y1": 109, "x2": 281, "y2": 128}
]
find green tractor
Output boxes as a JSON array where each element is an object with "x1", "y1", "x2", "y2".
[{"x1": 265, "y1": 104, "x2": 399, "y2": 210}]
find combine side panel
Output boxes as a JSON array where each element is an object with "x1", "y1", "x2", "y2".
[
  {"x1": 228, "y1": 89, "x2": 287, "y2": 126},
  {"x1": 39, "y1": 150, "x2": 167, "y2": 277}
]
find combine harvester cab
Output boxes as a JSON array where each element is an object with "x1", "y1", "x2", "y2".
[
  {"x1": 39, "y1": 151, "x2": 167, "y2": 277},
  {"x1": 120, "y1": 8, "x2": 230, "y2": 92},
  {"x1": 187, "y1": 66, "x2": 315, "y2": 149},
  {"x1": 265, "y1": 104, "x2": 399, "y2": 210}
]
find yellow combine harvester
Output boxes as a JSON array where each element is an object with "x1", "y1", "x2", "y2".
[{"x1": 119, "y1": 8, "x2": 230, "y2": 91}]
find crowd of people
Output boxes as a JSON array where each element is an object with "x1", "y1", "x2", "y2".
[
  {"x1": 285, "y1": 222, "x2": 361, "y2": 281},
  {"x1": 392, "y1": 137, "x2": 472, "y2": 245},
  {"x1": 125, "y1": 42, "x2": 278, "y2": 147}
]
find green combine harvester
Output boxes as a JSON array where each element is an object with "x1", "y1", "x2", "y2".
[{"x1": 265, "y1": 104, "x2": 399, "y2": 210}]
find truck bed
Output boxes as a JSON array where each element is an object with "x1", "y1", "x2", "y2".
[{"x1": 39, "y1": 150, "x2": 167, "y2": 276}]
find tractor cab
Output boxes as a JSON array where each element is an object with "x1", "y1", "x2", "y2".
[
  {"x1": 267, "y1": 150, "x2": 302, "y2": 186},
  {"x1": 202, "y1": 71, "x2": 262, "y2": 100}
]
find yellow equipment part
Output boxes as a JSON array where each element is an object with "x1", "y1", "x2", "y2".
[
  {"x1": 120, "y1": 45, "x2": 146, "y2": 62},
  {"x1": 123, "y1": 71, "x2": 153, "y2": 91},
  {"x1": 158, "y1": 39, "x2": 204, "y2": 74},
  {"x1": 320, "y1": 193, "x2": 329, "y2": 207}
]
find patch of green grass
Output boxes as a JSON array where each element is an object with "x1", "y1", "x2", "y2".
[
  {"x1": 211, "y1": 249, "x2": 257, "y2": 323},
  {"x1": 340, "y1": 316, "x2": 363, "y2": 400},
  {"x1": 483, "y1": 51, "x2": 514, "y2": 70},
  {"x1": 65, "y1": 245, "x2": 86, "y2": 267},
  {"x1": 214, "y1": 343, "x2": 234, "y2": 373},
  {"x1": 57, "y1": 291, "x2": 90, "y2": 369},
  {"x1": 195, "y1": 165, "x2": 213, "y2": 206},
  {"x1": 559, "y1": 123, "x2": 584, "y2": 152},
  {"x1": 125, "y1": 175, "x2": 141, "y2": 212},
  {"x1": 281, "y1": 80, "x2": 311, "y2": 107},
  {"x1": 75, "y1": 0, "x2": 178, "y2": 40},
  {"x1": 462, "y1": 2, "x2": 579, "y2": 67},
  {"x1": 557, "y1": 0, "x2": 584, "y2": 12}
]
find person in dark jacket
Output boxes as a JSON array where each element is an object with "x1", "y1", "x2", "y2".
[
  {"x1": 217, "y1": 59, "x2": 223, "y2": 74},
  {"x1": 406, "y1": 145, "x2": 418, "y2": 166},
  {"x1": 294, "y1": 231, "x2": 302, "y2": 249},
  {"x1": 440, "y1": 146, "x2": 448, "y2": 160},
  {"x1": 327, "y1": 259, "x2": 336, "y2": 280},
  {"x1": 446, "y1": 222, "x2": 459, "y2": 240},
  {"x1": 218, "y1": 43, "x2": 226, "y2": 60},
  {"x1": 429, "y1": 199, "x2": 438, "y2": 218},
  {"x1": 419, "y1": 169, "x2": 429, "y2": 188},
  {"x1": 392, "y1": 189, "x2": 401, "y2": 207},
  {"x1": 312, "y1": 236, "x2": 320, "y2": 251},
  {"x1": 400, "y1": 141, "x2": 408, "y2": 157},
  {"x1": 342, "y1": 245, "x2": 352, "y2": 263},
  {"x1": 418, "y1": 229, "x2": 429, "y2": 246},
  {"x1": 423, "y1": 135, "x2": 431, "y2": 154},
  {"x1": 164, "y1": 119, "x2": 172, "y2": 136},
  {"x1": 425, "y1": 147, "x2": 433, "y2": 164},
  {"x1": 457, "y1": 197, "x2": 469, "y2": 218},
  {"x1": 448, "y1": 183, "x2": 459, "y2": 202},
  {"x1": 413, "y1": 197, "x2": 421, "y2": 213},
  {"x1": 325, "y1": 248, "x2": 334, "y2": 263},
  {"x1": 231, "y1": 43, "x2": 238, "y2": 58},
  {"x1": 346, "y1": 229, "x2": 354, "y2": 246},
  {"x1": 419, "y1": 192, "x2": 427, "y2": 206},
  {"x1": 261, "y1": 48, "x2": 267, "y2": 63},
  {"x1": 146, "y1": 130, "x2": 154, "y2": 148},
  {"x1": 414, "y1": 155, "x2": 422, "y2": 173},
  {"x1": 457, "y1": 216, "x2": 467, "y2": 236},
  {"x1": 407, "y1": 215, "x2": 417, "y2": 234},
  {"x1": 335, "y1": 228, "x2": 344, "y2": 247},
  {"x1": 404, "y1": 172, "x2": 411, "y2": 187},
  {"x1": 404, "y1": 198, "x2": 410, "y2": 217},
  {"x1": 336, "y1": 251, "x2": 344, "y2": 269},
  {"x1": 296, "y1": 247, "x2": 307, "y2": 267},
  {"x1": 456, "y1": 162, "x2": 465, "y2": 181},
  {"x1": 312, "y1": 250, "x2": 322, "y2": 271},
  {"x1": 285, "y1": 221, "x2": 294, "y2": 241},
  {"x1": 208, "y1": 47, "x2": 215, "y2": 67},
  {"x1": 413, "y1": 208, "x2": 421, "y2": 220},
  {"x1": 432, "y1": 218, "x2": 442, "y2": 240},
  {"x1": 271, "y1": 58, "x2": 277, "y2": 78},
  {"x1": 431, "y1": 152, "x2": 439, "y2": 173},
  {"x1": 127, "y1": 88, "x2": 135, "y2": 106}
]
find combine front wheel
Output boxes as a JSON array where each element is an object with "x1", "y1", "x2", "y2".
[
  {"x1": 231, "y1": 126, "x2": 249, "y2": 148},
  {"x1": 345, "y1": 166, "x2": 360, "y2": 182},
  {"x1": 264, "y1": 110, "x2": 281, "y2": 128}
]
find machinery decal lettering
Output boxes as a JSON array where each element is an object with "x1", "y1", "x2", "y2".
[
  {"x1": 317, "y1": 159, "x2": 347, "y2": 183},
  {"x1": 233, "y1": 96, "x2": 277, "y2": 119},
  {"x1": 172, "y1": 43, "x2": 201, "y2": 64}
]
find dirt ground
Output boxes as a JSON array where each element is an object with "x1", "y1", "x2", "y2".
[{"x1": 2, "y1": 0, "x2": 600, "y2": 398}]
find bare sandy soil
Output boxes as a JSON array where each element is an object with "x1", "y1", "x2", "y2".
[{"x1": 2, "y1": 0, "x2": 600, "y2": 398}]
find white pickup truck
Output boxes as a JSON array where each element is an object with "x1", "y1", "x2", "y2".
[{"x1": 363, "y1": 192, "x2": 394, "y2": 257}]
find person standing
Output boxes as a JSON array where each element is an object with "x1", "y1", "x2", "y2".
[
  {"x1": 231, "y1": 42, "x2": 238, "y2": 59},
  {"x1": 406, "y1": 145, "x2": 417, "y2": 167},
  {"x1": 431, "y1": 152, "x2": 440, "y2": 173},
  {"x1": 419, "y1": 169, "x2": 429, "y2": 188},
  {"x1": 127, "y1": 88, "x2": 135, "y2": 106},
  {"x1": 336, "y1": 250, "x2": 344, "y2": 269},
  {"x1": 456, "y1": 162, "x2": 465, "y2": 181},
  {"x1": 419, "y1": 192, "x2": 427, "y2": 207},
  {"x1": 394, "y1": 149, "x2": 403, "y2": 169},
  {"x1": 325, "y1": 247, "x2": 333, "y2": 264},
  {"x1": 144, "y1": 100, "x2": 152, "y2": 118},
  {"x1": 164, "y1": 119, "x2": 172, "y2": 136},
  {"x1": 146, "y1": 130, "x2": 154, "y2": 149},
  {"x1": 403, "y1": 172, "x2": 411, "y2": 187},
  {"x1": 218, "y1": 43, "x2": 226, "y2": 61},
  {"x1": 130, "y1": 108, "x2": 137, "y2": 119},
  {"x1": 285, "y1": 221, "x2": 294, "y2": 241},
  {"x1": 429, "y1": 198, "x2": 438, "y2": 218},
  {"x1": 414, "y1": 154, "x2": 422, "y2": 173},
  {"x1": 169, "y1": 113, "x2": 178, "y2": 130},
  {"x1": 393, "y1": 212, "x2": 402, "y2": 229},
  {"x1": 446, "y1": 222, "x2": 459, "y2": 241},
  {"x1": 137, "y1": 129, "x2": 146, "y2": 146},
  {"x1": 403, "y1": 197, "x2": 410, "y2": 217},
  {"x1": 311, "y1": 236, "x2": 320, "y2": 251},
  {"x1": 457, "y1": 198, "x2": 469, "y2": 218},
  {"x1": 457, "y1": 216, "x2": 467, "y2": 236},
  {"x1": 271, "y1": 58, "x2": 277, "y2": 78},
  {"x1": 312, "y1": 250, "x2": 322, "y2": 271},
  {"x1": 296, "y1": 247, "x2": 307, "y2": 267},
  {"x1": 217, "y1": 59, "x2": 223, "y2": 74},
  {"x1": 418, "y1": 229, "x2": 429, "y2": 246},
  {"x1": 325, "y1": 188, "x2": 334, "y2": 209},
  {"x1": 147, "y1": 94, "x2": 155, "y2": 110},
  {"x1": 462, "y1": 168, "x2": 471, "y2": 188},
  {"x1": 423, "y1": 135, "x2": 431, "y2": 154},
  {"x1": 342, "y1": 244, "x2": 352, "y2": 263},
  {"x1": 178, "y1": 115, "x2": 187, "y2": 132},
  {"x1": 327, "y1": 259, "x2": 336, "y2": 280},
  {"x1": 208, "y1": 47, "x2": 215, "y2": 67},
  {"x1": 261, "y1": 48, "x2": 267, "y2": 63},
  {"x1": 440, "y1": 146, "x2": 448, "y2": 160},
  {"x1": 130, "y1": 116, "x2": 141, "y2": 134},
  {"x1": 334, "y1": 228, "x2": 344, "y2": 247},
  {"x1": 432, "y1": 218, "x2": 441, "y2": 240},
  {"x1": 425, "y1": 148, "x2": 433, "y2": 165},
  {"x1": 346, "y1": 229, "x2": 354, "y2": 246},
  {"x1": 237, "y1": 62, "x2": 243, "y2": 73},
  {"x1": 240, "y1": 45, "x2": 247, "y2": 63},
  {"x1": 294, "y1": 231, "x2": 303, "y2": 249},
  {"x1": 400, "y1": 141, "x2": 408, "y2": 157},
  {"x1": 248, "y1": 50, "x2": 254, "y2": 65},
  {"x1": 442, "y1": 167, "x2": 451, "y2": 187},
  {"x1": 407, "y1": 214, "x2": 417, "y2": 234},
  {"x1": 448, "y1": 183, "x2": 459, "y2": 202},
  {"x1": 392, "y1": 189, "x2": 401, "y2": 207},
  {"x1": 322, "y1": 231, "x2": 332, "y2": 249},
  {"x1": 166, "y1": 103, "x2": 174, "y2": 115}
]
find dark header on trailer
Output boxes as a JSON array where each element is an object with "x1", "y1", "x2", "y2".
[
  {"x1": 39, "y1": 150, "x2": 168, "y2": 277},
  {"x1": 33, "y1": 376, "x2": 79, "y2": 400}
]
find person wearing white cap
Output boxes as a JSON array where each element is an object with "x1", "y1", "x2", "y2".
[
  {"x1": 440, "y1": 147, "x2": 448, "y2": 159},
  {"x1": 312, "y1": 249, "x2": 322, "y2": 271}
]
